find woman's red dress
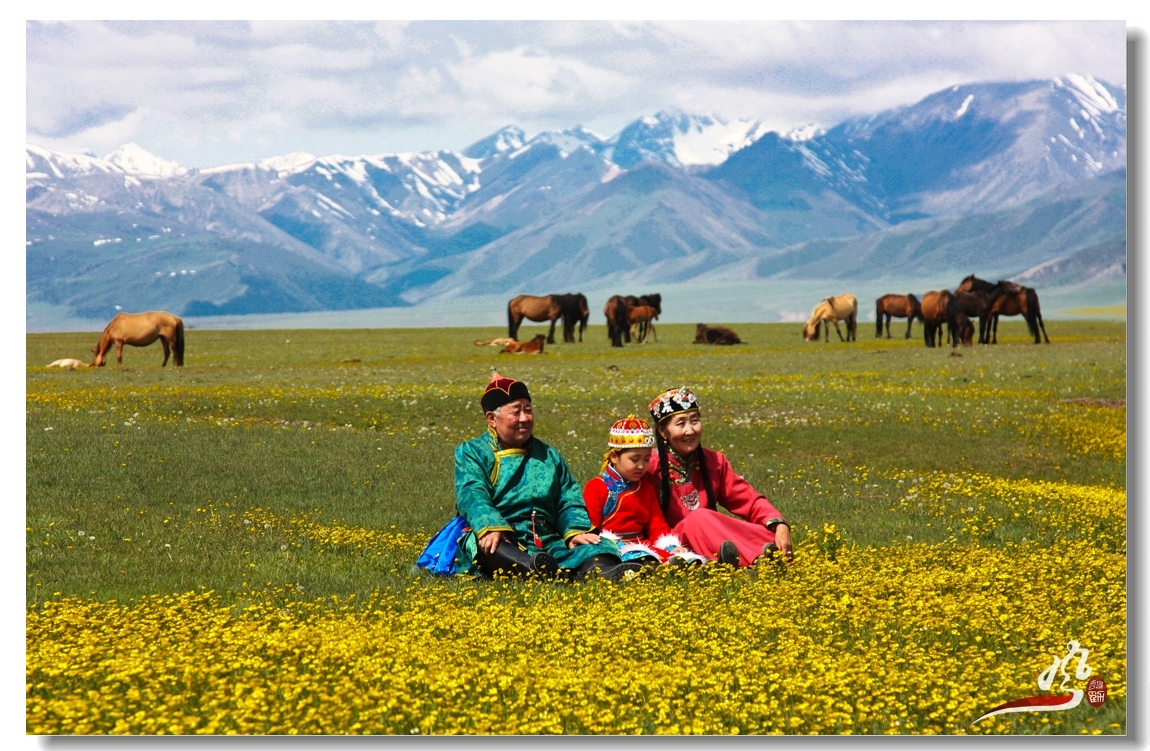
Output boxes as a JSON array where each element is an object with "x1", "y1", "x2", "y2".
[{"x1": 643, "y1": 447, "x2": 787, "y2": 566}]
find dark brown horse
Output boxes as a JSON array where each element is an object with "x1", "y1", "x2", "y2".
[
  {"x1": 553, "y1": 292, "x2": 590, "y2": 343},
  {"x1": 920, "y1": 291, "x2": 973, "y2": 349},
  {"x1": 694, "y1": 324, "x2": 741, "y2": 345},
  {"x1": 91, "y1": 311, "x2": 185, "y2": 367},
  {"x1": 874, "y1": 294, "x2": 922, "y2": 339},
  {"x1": 958, "y1": 275, "x2": 1050, "y2": 343},
  {"x1": 988, "y1": 282, "x2": 1050, "y2": 344},
  {"x1": 604, "y1": 295, "x2": 631, "y2": 347},
  {"x1": 508, "y1": 295, "x2": 563, "y2": 343},
  {"x1": 952, "y1": 289, "x2": 997, "y2": 344}
]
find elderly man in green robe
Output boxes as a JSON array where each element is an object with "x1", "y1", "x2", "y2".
[{"x1": 452, "y1": 370, "x2": 640, "y2": 581}]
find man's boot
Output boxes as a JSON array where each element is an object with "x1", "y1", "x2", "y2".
[
  {"x1": 573, "y1": 554, "x2": 644, "y2": 582},
  {"x1": 476, "y1": 539, "x2": 559, "y2": 579}
]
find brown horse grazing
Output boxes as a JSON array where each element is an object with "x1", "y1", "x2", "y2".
[
  {"x1": 919, "y1": 291, "x2": 973, "y2": 349},
  {"x1": 988, "y1": 283, "x2": 1050, "y2": 344},
  {"x1": 604, "y1": 295, "x2": 631, "y2": 347},
  {"x1": 507, "y1": 295, "x2": 566, "y2": 343},
  {"x1": 803, "y1": 294, "x2": 858, "y2": 342},
  {"x1": 91, "y1": 311, "x2": 185, "y2": 367},
  {"x1": 694, "y1": 324, "x2": 741, "y2": 345},
  {"x1": 627, "y1": 305, "x2": 659, "y2": 343},
  {"x1": 500, "y1": 335, "x2": 546, "y2": 354},
  {"x1": 874, "y1": 294, "x2": 922, "y2": 339}
]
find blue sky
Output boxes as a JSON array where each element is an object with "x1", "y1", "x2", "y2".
[{"x1": 26, "y1": 20, "x2": 1127, "y2": 168}]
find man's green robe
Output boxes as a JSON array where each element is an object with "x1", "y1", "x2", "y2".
[{"x1": 453, "y1": 429, "x2": 619, "y2": 574}]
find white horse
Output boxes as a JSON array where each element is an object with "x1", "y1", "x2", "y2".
[
  {"x1": 47, "y1": 358, "x2": 87, "y2": 370},
  {"x1": 802, "y1": 294, "x2": 858, "y2": 342}
]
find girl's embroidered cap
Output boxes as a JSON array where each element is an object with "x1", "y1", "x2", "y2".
[
  {"x1": 648, "y1": 386, "x2": 700, "y2": 423},
  {"x1": 481, "y1": 369, "x2": 531, "y2": 413},
  {"x1": 608, "y1": 414, "x2": 655, "y2": 449}
]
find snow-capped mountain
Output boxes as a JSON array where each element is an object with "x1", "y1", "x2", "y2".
[
  {"x1": 461, "y1": 126, "x2": 527, "y2": 162},
  {"x1": 723, "y1": 75, "x2": 1127, "y2": 221},
  {"x1": 26, "y1": 75, "x2": 1126, "y2": 323},
  {"x1": 608, "y1": 112, "x2": 769, "y2": 169}
]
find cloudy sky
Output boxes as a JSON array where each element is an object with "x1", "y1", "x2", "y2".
[{"x1": 26, "y1": 20, "x2": 1127, "y2": 168}]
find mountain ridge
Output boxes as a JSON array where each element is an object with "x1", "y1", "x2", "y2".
[{"x1": 26, "y1": 74, "x2": 1126, "y2": 324}]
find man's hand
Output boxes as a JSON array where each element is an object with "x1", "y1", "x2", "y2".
[
  {"x1": 567, "y1": 532, "x2": 600, "y2": 548},
  {"x1": 478, "y1": 531, "x2": 507, "y2": 555},
  {"x1": 772, "y1": 523, "x2": 794, "y2": 561}
]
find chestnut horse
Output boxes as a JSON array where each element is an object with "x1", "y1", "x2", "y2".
[
  {"x1": 91, "y1": 311, "x2": 185, "y2": 367},
  {"x1": 507, "y1": 295, "x2": 564, "y2": 343},
  {"x1": 874, "y1": 293, "x2": 922, "y2": 339},
  {"x1": 626, "y1": 293, "x2": 662, "y2": 343},
  {"x1": 500, "y1": 335, "x2": 546, "y2": 354},
  {"x1": 988, "y1": 282, "x2": 1050, "y2": 344},
  {"x1": 627, "y1": 305, "x2": 659, "y2": 343},
  {"x1": 803, "y1": 294, "x2": 858, "y2": 342},
  {"x1": 920, "y1": 291, "x2": 973, "y2": 349},
  {"x1": 604, "y1": 295, "x2": 631, "y2": 347}
]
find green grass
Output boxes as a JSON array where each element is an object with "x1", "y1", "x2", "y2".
[
  {"x1": 26, "y1": 321, "x2": 1126, "y2": 735},
  {"x1": 27, "y1": 320, "x2": 1126, "y2": 604}
]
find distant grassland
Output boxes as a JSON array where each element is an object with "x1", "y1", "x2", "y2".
[{"x1": 27, "y1": 321, "x2": 1126, "y2": 735}]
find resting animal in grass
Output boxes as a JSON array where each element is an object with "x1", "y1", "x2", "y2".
[
  {"x1": 47, "y1": 358, "x2": 87, "y2": 370},
  {"x1": 500, "y1": 335, "x2": 546, "y2": 354}
]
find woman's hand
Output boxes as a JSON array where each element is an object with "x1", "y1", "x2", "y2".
[
  {"x1": 477, "y1": 531, "x2": 507, "y2": 555},
  {"x1": 772, "y1": 523, "x2": 793, "y2": 561},
  {"x1": 567, "y1": 532, "x2": 601, "y2": 548}
]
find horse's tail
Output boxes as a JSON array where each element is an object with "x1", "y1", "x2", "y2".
[
  {"x1": 507, "y1": 300, "x2": 518, "y2": 340},
  {"x1": 1024, "y1": 287, "x2": 1041, "y2": 338},
  {"x1": 173, "y1": 318, "x2": 185, "y2": 366},
  {"x1": 875, "y1": 302, "x2": 883, "y2": 337}
]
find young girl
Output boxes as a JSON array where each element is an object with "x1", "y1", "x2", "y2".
[{"x1": 582, "y1": 415, "x2": 707, "y2": 565}]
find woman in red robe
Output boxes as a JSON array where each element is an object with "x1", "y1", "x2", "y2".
[{"x1": 643, "y1": 387, "x2": 793, "y2": 567}]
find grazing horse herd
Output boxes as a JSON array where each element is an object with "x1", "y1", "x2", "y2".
[
  {"x1": 860, "y1": 275, "x2": 1048, "y2": 349},
  {"x1": 44, "y1": 275, "x2": 1048, "y2": 372}
]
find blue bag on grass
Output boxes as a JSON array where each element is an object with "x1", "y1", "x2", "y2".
[{"x1": 416, "y1": 515, "x2": 470, "y2": 576}]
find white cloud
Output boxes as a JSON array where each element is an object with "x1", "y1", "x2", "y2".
[{"x1": 25, "y1": 20, "x2": 1127, "y2": 168}]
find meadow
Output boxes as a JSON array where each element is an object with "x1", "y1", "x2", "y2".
[{"x1": 26, "y1": 320, "x2": 1126, "y2": 735}]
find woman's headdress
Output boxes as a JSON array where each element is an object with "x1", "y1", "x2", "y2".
[{"x1": 648, "y1": 386, "x2": 700, "y2": 423}]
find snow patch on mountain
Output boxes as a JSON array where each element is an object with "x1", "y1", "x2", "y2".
[
  {"x1": 26, "y1": 145, "x2": 121, "y2": 181},
  {"x1": 104, "y1": 143, "x2": 187, "y2": 177},
  {"x1": 609, "y1": 112, "x2": 767, "y2": 169},
  {"x1": 462, "y1": 126, "x2": 527, "y2": 162},
  {"x1": 1060, "y1": 74, "x2": 1120, "y2": 115},
  {"x1": 527, "y1": 125, "x2": 606, "y2": 156}
]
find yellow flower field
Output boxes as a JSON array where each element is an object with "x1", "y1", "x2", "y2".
[{"x1": 26, "y1": 323, "x2": 1127, "y2": 734}]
